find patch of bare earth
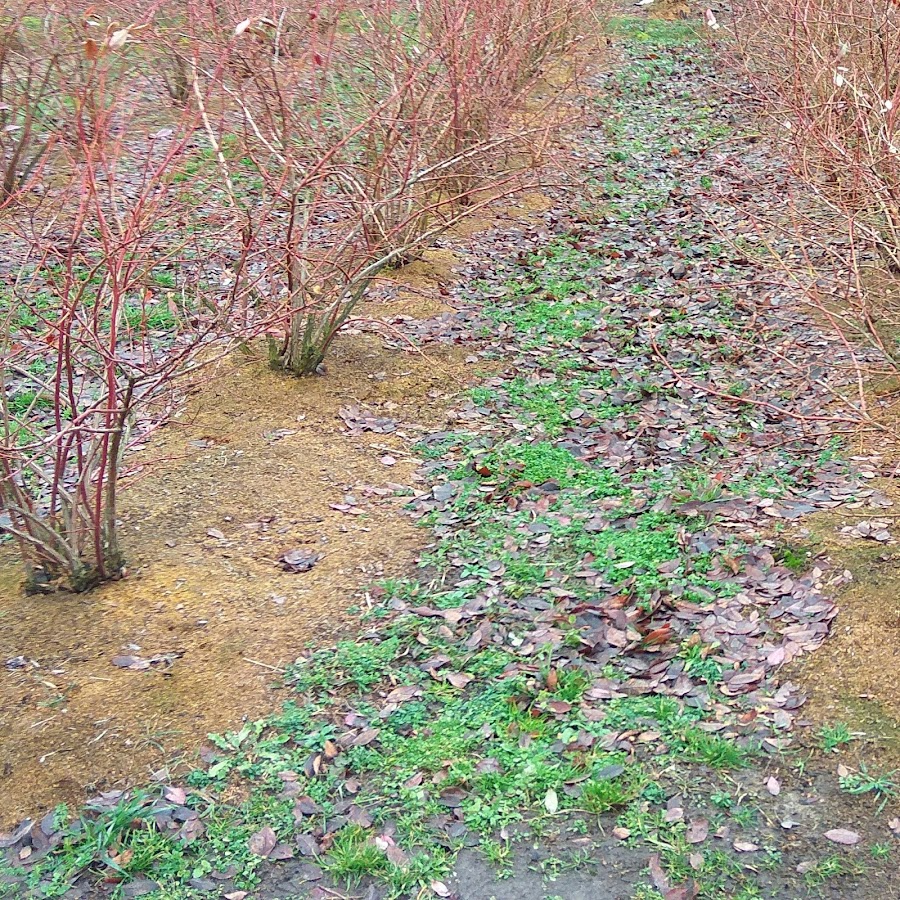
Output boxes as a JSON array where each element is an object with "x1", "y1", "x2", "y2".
[{"x1": 790, "y1": 472, "x2": 900, "y2": 765}]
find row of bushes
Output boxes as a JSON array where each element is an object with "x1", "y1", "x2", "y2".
[
  {"x1": 0, "y1": 0, "x2": 597, "y2": 592},
  {"x1": 730, "y1": 0, "x2": 900, "y2": 360}
]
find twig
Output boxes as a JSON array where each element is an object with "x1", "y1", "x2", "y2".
[{"x1": 243, "y1": 658, "x2": 286, "y2": 673}]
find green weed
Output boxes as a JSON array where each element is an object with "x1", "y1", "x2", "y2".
[{"x1": 819, "y1": 722, "x2": 855, "y2": 752}]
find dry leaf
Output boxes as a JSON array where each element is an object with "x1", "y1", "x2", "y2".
[
  {"x1": 248, "y1": 826, "x2": 277, "y2": 857},
  {"x1": 686, "y1": 818, "x2": 708, "y2": 844},
  {"x1": 824, "y1": 828, "x2": 860, "y2": 845},
  {"x1": 107, "y1": 28, "x2": 130, "y2": 50},
  {"x1": 733, "y1": 841, "x2": 759, "y2": 852},
  {"x1": 648, "y1": 853, "x2": 670, "y2": 892},
  {"x1": 544, "y1": 788, "x2": 559, "y2": 814},
  {"x1": 446, "y1": 671, "x2": 474, "y2": 689},
  {"x1": 164, "y1": 785, "x2": 186, "y2": 804}
]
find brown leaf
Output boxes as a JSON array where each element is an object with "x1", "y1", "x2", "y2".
[
  {"x1": 666, "y1": 883, "x2": 699, "y2": 900},
  {"x1": 164, "y1": 786, "x2": 186, "y2": 805},
  {"x1": 385, "y1": 843, "x2": 408, "y2": 867},
  {"x1": 641, "y1": 625, "x2": 673, "y2": 647},
  {"x1": 385, "y1": 685, "x2": 421, "y2": 703},
  {"x1": 84, "y1": 38, "x2": 99, "y2": 59},
  {"x1": 0, "y1": 821, "x2": 33, "y2": 849},
  {"x1": 824, "y1": 828, "x2": 860, "y2": 845},
  {"x1": 446, "y1": 672, "x2": 474, "y2": 690},
  {"x1": 296, "y1": 834, "x2": 321, "y2": 857},
  {"x1": 685, "y1": 818, "x2": 708, "y2": 844},
  {"x1": 293, "y1": 796, "x2": 320, "y2": 819},
  {"x1": 649, "y1": 853, "x2": 670, "y2": 892},
  {"x1": 353, "y1": 727, "x2": 380, "y2": 747},
  {"x1": 178, "y1": 814, "x2": 205, "y2": 845},
  {"x1": 732, "y1": 841, "x2": 759, "y2": 853},
  {"x1": 248, "y1": 826, "x2": 277, "y2": 857},
  {"x1": 475, "y1": 757, "x2": 501, "y2": 775},
  {"x1": 111, "y1": 655, "x2": 150, "y2": 670},
  {"x1": 269, "y1": 843, "x2": 295, "y2": 860},
  {"x1": 348, "y1": 805, "x2": 373, "y2": 828},
  {"x1": 279, "y1": 549, "x2": 322, "y2": 573},
  {"x1": 438, "y1": 787, "x2": 467, "y2": 809}
]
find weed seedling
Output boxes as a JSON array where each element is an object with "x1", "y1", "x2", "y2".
[
  {"x1": 819, "y1": 722, "x2": 855, "y2": 752},
  {"x1": 839, "y1": 764, "x2": 897, "y2": 812}
]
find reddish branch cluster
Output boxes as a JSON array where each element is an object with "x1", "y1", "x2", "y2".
[
  {"x1": 0, "y1": 0, "x2": 596, "y2": 591},
  {"x1": 729, "y1": 0, "x2": 900, "y2": 375}
]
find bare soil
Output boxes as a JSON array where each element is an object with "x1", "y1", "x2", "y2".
[{"x1": 792, "y1": 476, "x2": 900, "y2": 766}]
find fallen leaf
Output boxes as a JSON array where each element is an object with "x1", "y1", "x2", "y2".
[
  {"x1": 348, "y1": 805, "x2": 373, "y2": 828},
  {"x1": 111, "y1": 655, "x2": 150, "y2": 670},
  {"x1": 353, "y1": 727, "x2": 380, "y2": 747},
  {"x1": 686, "y1": 818, "x2": 708, "y2": 844},
  {"x1": 386, "y1": 843, "x2": 408, "y2": 867},
  {"x1": 279, "y1": 549, "x2": 322, "y2": 573},
  {"x1": 824, "y1": 828, "x2": 860, "y2": 845},
  {"x1": 269, "y1": 843, "x2": 294, "y2": 860},
  {"x1": 164, "y1": 786, "x2": 187, "y2": 805},
  {"x1": 641, "y1": 625, "x2": 673, "y2": 647},
  {"x1": 293, "y1": 796, "x2": 320, "y2": 818},
  {"x1": 446, "y1": 671, "x2": 474, "y2": 689},
  {"x1": 248, "y1": 826, "x2": 277, "y2": 857},
  {"x1": 544, "y1": 788, "x2": 559, "y2": 814},
  {"x1": 178, "y1": 814, "x2": 205, "y2": 844},
  {"x1": 648, "y1": 853, "x2": 670, "y2": 892},
  {"x1": 296, "y1": 834, "x2": 320, "y2": 857}
]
